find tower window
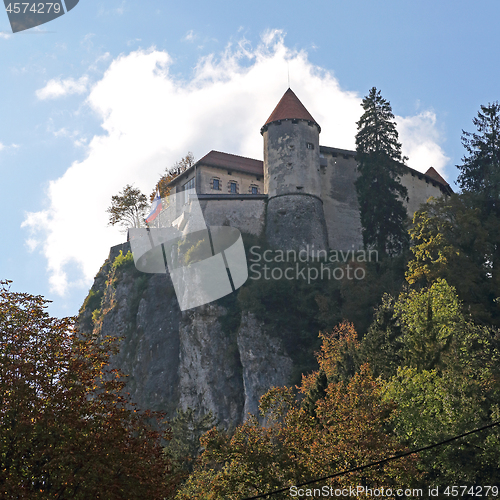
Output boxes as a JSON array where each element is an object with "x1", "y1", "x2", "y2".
[{"x1": 306, "y1": 142, "x2": 314, "y2": 150}]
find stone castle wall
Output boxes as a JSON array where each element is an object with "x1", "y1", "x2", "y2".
[
  {"x1": 198, "y1": 195, "x2": 266, "y2": 236},
  {"x1": 320, "y1": 147, "x2": 363, "y2": 251},
  {"x1": 318, "y1": 145, "x2": 449, "y2": 250},
  {"x1": 194, "y1": 147, "x2": 448, "y2": 250},
  {"x1": 265, "y1": 194, "x2": 329, "y2": 252},
  {"x1": 400, "y1": 170, "x2": 447, "y2": 215}
]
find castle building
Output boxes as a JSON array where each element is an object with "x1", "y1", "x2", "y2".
[{"x1": 167, "y1": 89, "x2": 451, "y2": 251}]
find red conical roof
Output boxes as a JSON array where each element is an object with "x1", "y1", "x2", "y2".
[{"x1": 263, "y1": 88, "x2": 320, "y2": 130}]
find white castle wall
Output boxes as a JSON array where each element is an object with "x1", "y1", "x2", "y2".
[{"x1": 400, "y1": 171, "x2": 446, "y2": 216}]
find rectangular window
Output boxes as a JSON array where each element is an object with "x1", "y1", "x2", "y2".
[
  {"x1": 213, "y1": 178, "x2": 220, "y2": 190},
  {"x1": 230, "y1": 182, "x2": 237, "y2": 194},
  {"x1": 306, "y1": 142, "x2": 314, "y2": 150},
  {"x1": 183, "y1": 177, "x2": 195, "y2": 204},
  {"x1": 251, "y1": 186, "x2": 258, "y2": 194}
]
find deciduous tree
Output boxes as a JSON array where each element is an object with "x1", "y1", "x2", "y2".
[
  {"x1": 177, "y1": 322, "x2": 420, "y2": 499},
  {"x1": 407, "y1": 193, "x2": 500, "y2": 326},
  {"x1": 384, "y1": 281, "x2": 500, "y2": 485},
  {"x1": 0, "y1": 281, "x2": 169, "y2": 499},
  {"x1": 107, "y1": 184, "x2": 149, "y2": 230},
  {"x1": 152, "y1": 152, "x2": 195, "y2": 201}
]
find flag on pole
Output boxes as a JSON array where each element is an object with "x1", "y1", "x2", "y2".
[{"x1": 145, "y1": 189, "x2": 162, "y2": 223}]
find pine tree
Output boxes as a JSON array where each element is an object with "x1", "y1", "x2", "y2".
[
  {"x1": 457, "y1": 102, "x2": 500, "y2": 210},
  {"x1": 355, "y1": 87, "x2": 408, "y2": 256},
  {"x1": 456, "y1": 103, "x2": 500, "y2": 300}
]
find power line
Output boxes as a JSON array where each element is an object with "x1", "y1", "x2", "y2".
[{"x1": 241, "y1": 420, "x2": 500, "y2": 500}]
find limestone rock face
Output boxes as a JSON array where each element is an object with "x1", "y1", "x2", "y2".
[
  {"x1": 78, "y1": 244, "x2": 294, "y2": 427},
  {"x1": 178, "y1": 304, "x2": 245, "y2": 427},
  {"x1": 237, "y1": 313, "x2": 293, "y2": 419}
]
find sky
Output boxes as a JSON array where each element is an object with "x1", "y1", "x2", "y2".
[{"x1": 1, "y1": 0, "x2": 499, "y2": 318}]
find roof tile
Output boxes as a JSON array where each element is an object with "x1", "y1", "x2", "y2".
[
  {"x1": 425, "y1": 166, "x2": 449, "y2": 187},
  {"x1": 264, "y1": 88, "x2": 319, "y2": 128},
  {"x1": 197, "y1": 150, "x2": 263, "y2": 176}
]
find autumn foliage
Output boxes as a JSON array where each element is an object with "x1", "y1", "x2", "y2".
[
  {"x1": 177, "y1": 322, "x2": 420, "y2": 499},
  {"x1": 0, "y1": 281, "x2": 169, "y2": 499}
]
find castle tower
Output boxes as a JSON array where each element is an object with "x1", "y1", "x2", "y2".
[{"x1": 261, "y1": 89, "x2": 328, "y2": 252}]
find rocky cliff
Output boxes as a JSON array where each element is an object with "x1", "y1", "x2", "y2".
[{"x1": 78, "y1": 242, "x2": 294, "y2": 427}]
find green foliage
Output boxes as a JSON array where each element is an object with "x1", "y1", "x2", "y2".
[
  {"x1": 80, "y1": 287, "x2": 103, "y2": 313},
  {"x1": 107, "y1": 184, "x2": 149, "y2": 229},
  {"x1": 457, "y1": 102, "x2": 500, "y2": 203},
  {"x1": 112, "y1": 249, "x2": 135, "y2": 269},
  {"x1": 407, "y1": 193, "x2": 500, "y2": 326},
  {"x1": 91, "y1": 307, "x2": 102, "y2": 324},
  {"x1": 360, "y1": 293, "x2": 404, "y2": 379},
  {"x1": 175, "y1": 234, "x2": 209, "y2": 266},
  {"x1": 379, "y1": 280, "x2": 500, "y2": 485},
  {"x1": 385, "y1": 358, "x2": 500, "y2": 485},
  {"x1": 396, "y1": 279, "x2": 462, "y2": 371},
  {"x1": 302, "y1": 369, "x2": 328, "y2": 419},
  {"x1": 177, "y1": 324, "x2": 420, "y2": 499},
  {"x1": 0, "y1": 281, "x2": 169, "y2": 499},
  {"x1": 164, "y1": 408, "x2": 217, "y2": 492},
  {"x1": 339, "y1": 253, "x2": 409, "y2": 335},
  {"x1": 237, "y1": 242, "x2": 410, "y2": 383},
  {"x1": 355, "y1": 87, "x2": 409, "y2": 256}
]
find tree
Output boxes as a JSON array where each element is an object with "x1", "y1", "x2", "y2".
[
  {"x1": 151, "y1": 152, "x2": 195, "y2": 201},
  {"x1": 457, "y1": 102, "x2": 500, "y2": 207},
  {"x1": 0, "y1": 281, "x2": 169, "y2": 499},
  {"x1": 384, "y1": 280, "x2": 500, "y2": 485},
  {"x1": 107, "y1": 184, "x2": 149, "y2": 230},
  {"x1": 163, "y1": 408, "x2": 216, "y2": 492},
  {"x1": 360, "y1": 293, "x2": 404, "y2": 379},
  {"x1": 177, "y1": 323, "x2": 420, "y2": 499},
  {"x1": 407, "y1": 193, "x2": 500, "y2": 326},
  {"x1": 355, "y1": 87, "x2": 409, "y2": 256}
]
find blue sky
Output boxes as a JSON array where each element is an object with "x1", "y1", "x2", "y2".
[{"x1": 1, "y1": 0, "x2": 499, "y2": 317}]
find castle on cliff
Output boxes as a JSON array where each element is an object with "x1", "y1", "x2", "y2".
[{"x1": 167, "y1": 89, "x2": 451, "y2": 251}]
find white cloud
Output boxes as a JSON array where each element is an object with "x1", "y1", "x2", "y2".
[
  {"x1": 397, "y1": 110, "x2": 450, "y2": 176},
  {"x1": 183, "y1": 30, "x2": 195, "y2": 42},
  {"x1": 0, "y1": 32, "x2": 11, "y2": 39},
  {"x1": 25, "y1": 238, "x2": 40, "y2": 252},
  {"x1": 36, "y1": 76, "x2": 89, "y2": 100},
  {"x1": 0, "y1": 142, "x2": 19, "y2": 152},
  {"x1": 22, "y1": 30, "x2": 449, "y2": 296}
]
